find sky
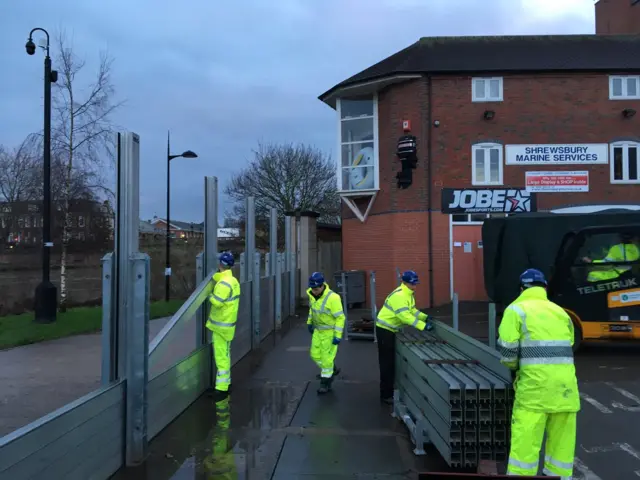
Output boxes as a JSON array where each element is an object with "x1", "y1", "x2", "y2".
[{"x1": 0, "y1": 0, "x2": 595, "y2": 224}]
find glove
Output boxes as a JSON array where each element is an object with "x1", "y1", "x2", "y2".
[
  {"x1": 308, "y1": 324, "x2": 314, "y2": 334},
  {"x1": 332, "y1": 337, "x2": 341, "y2": 345},
  {"x1": 425, "y1": 321, "x2": 434, "y2": 332}
]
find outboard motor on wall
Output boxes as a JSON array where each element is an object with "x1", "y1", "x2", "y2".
[{"x1": 396, "y1": 134, "x2": 417, "y2": 189}]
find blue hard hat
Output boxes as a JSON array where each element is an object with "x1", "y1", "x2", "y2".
[
  {"x1": 219, "y1": 252, "x2": 235, "y2": 267},
  {"x1": 402, "y1": 270, "x2": 420, "y2": 285},
  {"x1": 519, "y1": 268, "x2": 547, "y2": 287},
  {"x1": 308, "y1": 272, "x2": 325, "y2": 288}
]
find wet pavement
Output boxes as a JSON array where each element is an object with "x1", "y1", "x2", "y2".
[
  {"x1": 110, "y1": 303, "x2": 640, "y2": 480},
  {"x1": 0, "y1": 316, "x2": 179, "y2": 437}
]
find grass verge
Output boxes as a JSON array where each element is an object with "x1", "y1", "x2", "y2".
[{"x1": 0, "y1": 299, "x2": 185, "y2": 350}]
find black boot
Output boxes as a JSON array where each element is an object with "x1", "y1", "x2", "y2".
[
  {"x1": 317, "y1": 377, "x2": 332, "y2": 394},
  {"x1": 209, "y1": 389, "x2": 230, "y2": 401},
  {"x1": 316, "y1": 367, "x2": 340, "y2": 380}
]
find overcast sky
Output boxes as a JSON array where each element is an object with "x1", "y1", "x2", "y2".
[{"x1": 0, "y1": 0, "x2": 594, "y2": 223}]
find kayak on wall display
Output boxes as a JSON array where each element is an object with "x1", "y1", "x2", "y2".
[
  {"x1": 525, "y1": 171, "x2": 589, "y2": 192},
  {"x1": 441, "y1": 188, "x2": 537, "y2": 214}
]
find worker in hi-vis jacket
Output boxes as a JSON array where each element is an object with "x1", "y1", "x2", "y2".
[
  {"x1": 306, "y1": 272, "x2": 346, "y2": 395},
  {"x1": 375, "y1": 270, "x2": 433, "y2": 405},
  {"x1": 206, "y1": 252, "x2": 241, "y2": 401},
  {"x1": 498, "y1": 268, "x2": 580, "y2": 479}
]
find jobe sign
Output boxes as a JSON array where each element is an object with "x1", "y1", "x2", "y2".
[{"x1": 441, "y1": 188, "x2": 537, "y2": 214}]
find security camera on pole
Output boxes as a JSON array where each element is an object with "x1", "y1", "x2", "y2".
[{"x1": 26, "y1": 28, "x2": 59, "y2": 323}]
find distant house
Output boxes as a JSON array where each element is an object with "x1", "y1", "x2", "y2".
[{"x1": 150, "y1": 217, "x2": 204, "y2": 239}]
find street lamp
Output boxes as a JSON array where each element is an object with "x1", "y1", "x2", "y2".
[
  {"x1": 165, "y1": 131, "x2": 197, "y2": 301},
  {"x1": 26, "y1": 28, "x2": 58, "y2": 323}
]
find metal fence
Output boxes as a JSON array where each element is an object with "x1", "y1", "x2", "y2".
[{"x1": 0, "y1": 132, "x2": 303, "y2": 480}]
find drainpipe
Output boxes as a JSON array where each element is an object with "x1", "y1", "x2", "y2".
[{"x1": 427, "y1": 75, "x2": 435, "y2": 308}]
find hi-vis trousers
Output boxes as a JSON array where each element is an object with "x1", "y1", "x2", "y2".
[
  {"x1": 212, "y1": 331, "x2": 232, "y2": 392},
  {"x1": 507, "y1": 406, "x2": 576, "y2": 479},
  {"x1": 310, "y1": 329, "x2": 338, "y2": 378}
]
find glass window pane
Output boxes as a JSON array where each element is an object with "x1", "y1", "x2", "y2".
[
  {"x1": 612, "y1": 78, "x2": 623, "y2": 97},
  {"x1": 475, "y1": 80, "x2": 485, "y2": 99},
  {"x1": 342, "y1": 165, "x2": 374, "y2": 191},
  {"x1": 475, "y1": 148, "x2": 485, "y2": 182},
  {"x1": 452, "y1": 214, "x2": 468, "y2": 222},
  {"x1": 627, "y1": 78, "x2": 638, "y2": 97},
  {"x1": 341, "y1": 141, "x2": 374, "y2": 168},
  {"x1": 489, "y1": 79, "x2": 500, "y2": 98},
  {"x1": 341, "y1": 118, "x2": 374, "y2": 143},
  {"x1": 470, "y1": 214, "x2": 487, "y2": 222},
  {"x1": 340, "y1": 98, "x2": 374, "y2": 119},
  {"x1": 489, "y1": 148, "x2": 500, "y2": 182},
  {"x1": 629, "y1": 147, "x2": 638, "y2": 180},
  {"x1": 614, "y1": 147, "x2": 624, "y2": 180}
]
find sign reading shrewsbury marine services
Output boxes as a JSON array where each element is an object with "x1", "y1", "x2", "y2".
[
  {"x1": 441, "y1": 188, "x2": 537, "y2": 214},
  {"x1": 505, "y1": 144, "x2": 608, "y2": 165}
]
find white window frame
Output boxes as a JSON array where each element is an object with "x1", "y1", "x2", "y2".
[
  {"x1": 610, "y1": 141, "x2": 640, "y2": 184},
  {"x1": 609, "y1": 76, "x2": 640, "y2": 100},
  {"x1": 336, "y1": 95, "x2": 380, "y2": 193},
  {"x1": 471, "y1": 143, "x2": 504, "y2": 186},
  {"x1": 472, "y1": 77, "x2": 504, "y2": 102}
]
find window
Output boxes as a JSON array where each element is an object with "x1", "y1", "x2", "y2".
[
  {"x1": 609, "y1": 76, "x2": 640, "y2": 100},
  {"x1": 472, "y1": 143, "x2": 503, "y2": 185},
  {"x1": 472, "y1": 77, "x2": 503, "y2": 102},
  {"x1": 610, "y1": 142, "x2": 640, "y2": 183},
  {"x1": 452, "y1": 213, "x2": 509, "y2": 223},
  {"x1": 337, "y1": 96, "x2": 379, "y2": 192}
]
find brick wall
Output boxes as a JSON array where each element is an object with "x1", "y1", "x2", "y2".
[
  {"x1": 596, "y1": 0, "x2": 640, "y2": 35},
  {"x1": 341, "y1": 72, "x2": 640, "y2": 308}
]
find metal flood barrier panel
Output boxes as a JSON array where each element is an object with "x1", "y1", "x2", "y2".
[
  {"x1": 260, "y1": 276, "x2": 275, "y2": 341},
  {"x1": 393, "y1": 323, "x2": 514, "y2": 470},
  {"x1": 233, "y1": 280, "x2": 254, "y2": 363},
  {"x1": 0, "y1": 381, "x2": 125, "y2": 480}
]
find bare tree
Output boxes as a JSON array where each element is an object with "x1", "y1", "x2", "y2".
[
  {"x1": 0, "y1": 134, "x2": 42, "y2": 202},
  {"x1": 52, "y1": 31, "x2": 123, "y2": 311},
  {"x1": 224, "y1": 143, "x2": 341, "y2": 238}
]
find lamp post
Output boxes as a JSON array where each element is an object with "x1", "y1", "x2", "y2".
[
  {"x1": 26, "y1": 28, "x2": 58, "y2": 323},
  {"x1": 165, "y1": 131, "x2": 197, "y2": 301}
]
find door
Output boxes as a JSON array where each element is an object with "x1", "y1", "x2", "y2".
[{"x1": 452, "y1": 225, "x2": 487, "y2": 301}]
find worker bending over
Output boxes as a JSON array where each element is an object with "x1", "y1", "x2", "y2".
[
  {"x1": 376, "y1": 271, "x2": 433, "y2": 405},
  {"x1": 306, "y1": 272, "x2": 346, "y2": 394},
  {"x1": 498, "y1": 268, "x2": 580, "y2": 479},
  {"x1": 583, "y1": 232, "x2": 639, "y2": 283},
  {"x1": 206, "y1": 252, "x2": 241, "y2": 401}
]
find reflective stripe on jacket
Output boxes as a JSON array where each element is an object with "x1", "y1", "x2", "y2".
[
  {"x1": 206, "y1": 269, "x2": 241, "y2": 340},
  {"x1": 306, "y1": 284, "x2": 346, "y2": 339},
  {"x1": 588, "y1": 243, "x2": 640, "y2": 282},
  {"x1": 376, "y1": 283, "x2": 428, "y2": 333},
  {"x1": 498, "y1": 286, "x2": 580, "y2": 413}
]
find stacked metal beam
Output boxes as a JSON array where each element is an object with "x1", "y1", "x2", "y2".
[{"x1": 395, "y1": 326, "x2": 515, "y2": 470}]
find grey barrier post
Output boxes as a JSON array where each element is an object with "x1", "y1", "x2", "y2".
[
  {"x1": 452, "y1": 293, "x2": 459, "y2": 331},
  {"x1": 115, "y1": 132, "x2": 140, "y2": 381},
  {"x1": 289, "y1": 252, "x2": 296, "y2": 316},
  {"x1": 204, "y1": 177, "x2": 219, "y2": 274},
  {"x1": 126, "y1": 253, "x2": 150, "y2": 465},
  {"x1": 275, "y1": 252, "x2": 282, "y2": 330},
  {"x1": 245, "y1": 196, "x2": 256, "y2": 281},
  {"x1": 265, "y1": 254, "x2": 270, "y2": 278},
  {"x1": 195, "y1": 252, "x2": 205, "y2": 349},
  {"x1": 340, "y1": 271, "x2": 349, "y2": 341},
  {"x1": 488, "y1": 303, "x2": 497, "y2": 349},
  {"x1": 396, "y1": 267, "x2": 402, "y2": 286},
  {"x1": 239, "y1": 253, "x2": 246, "y2": 282},
  {"x1": 269, "y1": 207, "x2": 278, "y2": 275},
  {"x1": 101, "y1": 252, "x2": 116, "y2": 385},
  {"x1": 284, "y1": 216, "x2": 292, "y2": 273},
  {"x1": 370, "y1": 270, "x2": 378, "y2": 343},
  {"x1": 252, "y1": 252, "x2": 261, "y2": 347}
]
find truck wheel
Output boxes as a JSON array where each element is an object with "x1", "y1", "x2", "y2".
[{"x1": 572, "y1": 321, "x2": 583, "y2": 353}]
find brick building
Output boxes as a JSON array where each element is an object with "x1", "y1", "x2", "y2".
[{"x1": 319, "y1": 5, "x2": 640, "y2": 309}]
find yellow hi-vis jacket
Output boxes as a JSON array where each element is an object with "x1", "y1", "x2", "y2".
[
  {"x1": 206, "y1": 269, "x2": 241, "y2": 341},
  {"x1": 376, "y1": 283, "x2": 428, "y2": 333},
  {"x1": 588, "y1": 243, "x2": 640, "y2": 282},
  {"x1": 306, "y1": 284, "x2": 346, "y2": 339},
  {"x1": 498, "y1": 286, "x2": 580, "y2": 412}
]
